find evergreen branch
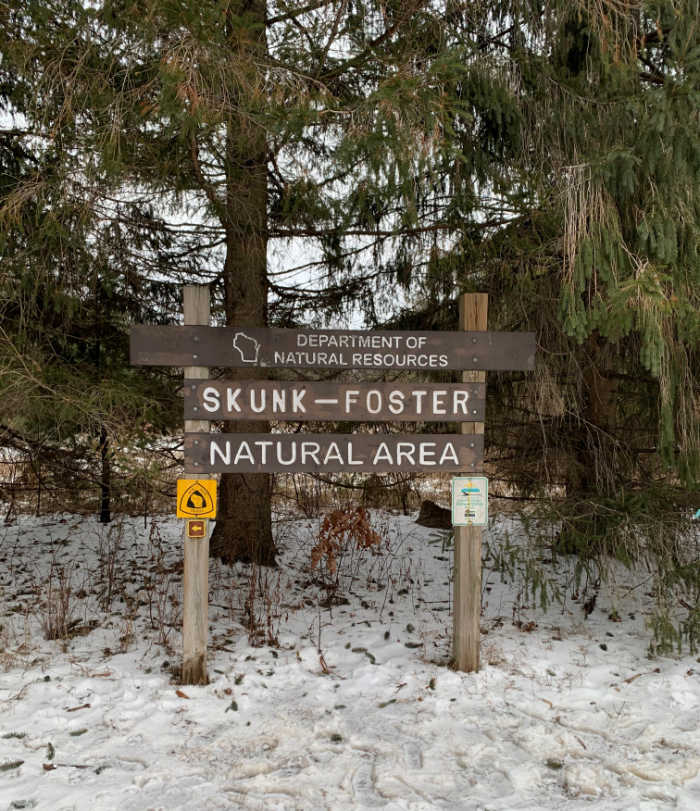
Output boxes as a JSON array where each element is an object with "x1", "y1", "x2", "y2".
[
  {"x1": 0, "y1": 129, "x2": 34, "y2": 138},
  {"x1": 190, "y1": 135, "x2": 227, "y2": 223},
  {"x1": 638, "y1": 69, "x2": 665, "y2": 86},
  {"x1": 478, "y1": 25, "x2": 516, "y2": 50},
  {"x1": 267, "y1": 238, "x2": 384, "y2": 276},
  {"x1": 270, "y1": 216, "x2": 511, "y2": 238},
  {"x1": 317, "y1": 0, "x2": 350, "y2": 73},
  {"x1": 284, "y1": 2, "x2": 319, "y2": 58},
  {"x1": 267, "y1": 0, "x2": 336, "y2": 26},
  {"x1": 318, "y1": 0, "x2": 430, "y2": 82},
  {"x1": 638, "y1": 54, "x2": 665, "y2": 81},
  {"x1": 269, "y1": 270, "x2": 386, "y2": 296}
]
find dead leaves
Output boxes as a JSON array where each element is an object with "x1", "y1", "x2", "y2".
[{"x1": 311, "y1": 507, "x2": 382, "y2": 577}]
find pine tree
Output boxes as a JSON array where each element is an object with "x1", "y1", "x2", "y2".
[
  {"x1": 7, "y1": 1, "x2": 694, "y2": 568},
  {"x1": 446, "y1": 1, "x2": 699, "y2": 554},
  {"x1": 3, "y1": 1, "x2": 528, "y2": 562},
  {"x1": 372, "y1": 1, "x2": 698, "y2": 560},
  {"x1": 0, "y1": 3, "x2": 197, "y2": 512}
]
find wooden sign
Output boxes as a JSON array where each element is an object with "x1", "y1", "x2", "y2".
[
  {"x1": 176, "y1": 479, "x2": 217, "y2": 519},
  {"x1": 131, "y1": 326, "x2": 535, "y2": 371},
  {"x1": 184, "y1": 432, "x2": 483, "y2": 473},
  {"x1": 184, "y1": 381, "x2": 486, "y2": 422}
]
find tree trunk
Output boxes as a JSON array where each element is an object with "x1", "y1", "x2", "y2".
[
  {"x1": 559, "y1": 334, "x2": 618, "y2": 555},
  {"x1": 210, "y1": 0, "x2": 276, "y2": 565}
]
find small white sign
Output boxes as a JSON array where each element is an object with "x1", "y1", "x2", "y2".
[{"x1": 451, "y1": 477, "x2": 488, "y2": 527}]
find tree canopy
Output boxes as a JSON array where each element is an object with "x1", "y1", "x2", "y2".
[{"x1": 1, "y1": 1, "x2": 697, "y2": 564}]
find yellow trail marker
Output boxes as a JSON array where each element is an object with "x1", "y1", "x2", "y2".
[{"x1": 177, "y1": 479, "x2": 217, "y2": 519}]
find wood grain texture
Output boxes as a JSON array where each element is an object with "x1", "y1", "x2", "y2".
[
  {"x1": 184, "y1": 380, "x2": 486, "y2": 422},
  {"x1": 184, "y1": 432, "x2": 484, "y2": 473},
  {"x1": 182, "y1": 286, "x2": 210, "y2": 686},
  {"x1": 453, "y1": 293, "x2": 487, "y2": 674},
  {"x1": 131, "y1": 325, "x2": 535, "y2": 371}
]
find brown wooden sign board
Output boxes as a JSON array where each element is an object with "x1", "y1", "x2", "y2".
[
  {"x1": 131, "y1": 326, "x2": 535, "y2": 371},
  {"x1": 183, "y1": 380, "x2": 486, "y2": 422},
  {"x1": 184, "y1": 433, "x2": 484, "y2": 474}
]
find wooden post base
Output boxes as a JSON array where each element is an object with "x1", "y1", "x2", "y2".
[{"x1": 453, "y1": 293, "x2": 487, "y2": 673}]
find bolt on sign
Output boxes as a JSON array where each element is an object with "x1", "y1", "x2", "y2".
[
  {"x1": 176, "y1": 479, "x2": 218, "y2": 519},
  {"x1": 185, "y1": 433, "x2": 484, "y2": 474},
  {"x1": 183, "y1": 381, "x2": 486, "y2": 422},
  {"x1": 131, "y1": 326, "x2": 535, "y2": 372}
]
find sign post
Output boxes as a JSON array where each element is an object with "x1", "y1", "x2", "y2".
[
  {"x1": 454, "y1": 293, "x2": 488, "y2": 673},
  {"x1": 181, "y1": 286, "x2": 212, "y2": 685}
]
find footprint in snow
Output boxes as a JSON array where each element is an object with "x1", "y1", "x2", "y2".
[
  {"x1": 402, "y1": 741, "x2": 424, "y2": 770},
  {"x1": 351, "y1": 761, "x2": 386, "y2": 807}
]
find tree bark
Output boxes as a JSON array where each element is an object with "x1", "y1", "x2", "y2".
[
  {"x1": 559, "y1": 334, "x2": 619, "y2": 555},
  {"x1": 210, "y1": 0, "x2": 276, "y2": 565}
]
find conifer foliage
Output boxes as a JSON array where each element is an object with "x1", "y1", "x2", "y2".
[
  {"x1": 1, "y1": 1, "x2": 525, "y2": 559},
  {"x1": 0, "y1": 2, "x2": 697, "y2": 577},
  {"x1": 455, "y1": 1, "x2": 699, "y2": 583}
]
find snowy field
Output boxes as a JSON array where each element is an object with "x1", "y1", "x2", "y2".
[{"x1": 1, "y1": 509, "x2": 700, "y2": 810}]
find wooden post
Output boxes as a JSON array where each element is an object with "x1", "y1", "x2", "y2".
[
  {"x1": 453, "y1": 293, "x2": 488, "y2": 672},
  {"x1": 182, "y1": 285, "x2": 211, "y2": 685}
]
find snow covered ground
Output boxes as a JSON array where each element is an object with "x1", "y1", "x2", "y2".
[{"x1": 1, "y1": 509, "x2": 700, "y2": 810}]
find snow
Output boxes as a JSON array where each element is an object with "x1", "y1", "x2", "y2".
[{"x1": 1, "y1": 510, "x2": 700, "y2": 810}]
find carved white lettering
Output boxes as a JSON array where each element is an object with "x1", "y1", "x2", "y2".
[
  {"x1": 432, "y1": 390, "x2": 447, "y2": 415},
  {"x1": 292, "y1": 389, "x2": 307, "y2": 413},
  {"x1": 396, "y1": 442, "x2": 416, "y2": 466},
  {"x1": 413, "y1": 390, "x2": 427, "y2": 414},
  {"x1": 372, "y1": 442, "x2": 393, "y2": 465},
  {"x1": 202, "y1": 386, "x2": 220, "y2": 413},
  {"x1": 277, "y1": 443, "x2": 297, "y2": 465},
  {"x1": 388, "y1": 391, "x2": 404, "y2": 414},
  {"x1": 453, "y1": 390, "x2": 469, "y2": 414},
  {"x1": 439, "y1": 442, "x2": 460, "y2": 465},
  {"x1": 254, "y1": 441, "x2": 273, "y2": 464},
  {"x1": 345, "y1": 389, "x2": 359, "y2": 412},
  {"x1": 227, "y1": 387, "x2": 242, "y2": 413},
  {"x1": 301, "y1": 442, "x2": 321, "y2": 466},
  {"x1": 323, "y1": 442, "x2": 344, "y2": 464},
  {"x1": 272, "y1": 389, "x2": 286, "y2": 412},
  {"x1": 250, "y1": 389, "x2": 266, "y2": 413},
  {"x1": 210, "y1": 440, "x2": 230, "y2": 466},
  {"x1": 419, "y1": 443, "x2": 436, "y2": 465},
  {"x1": 366, "y1": 390, "x2": 381, "y2": 414},
  {"x1": 347, "y1": 441, "x2": 363, "y2": 465},
  {"x1": 233, "y1": 441, "x2": 255, "y2": 465}
]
